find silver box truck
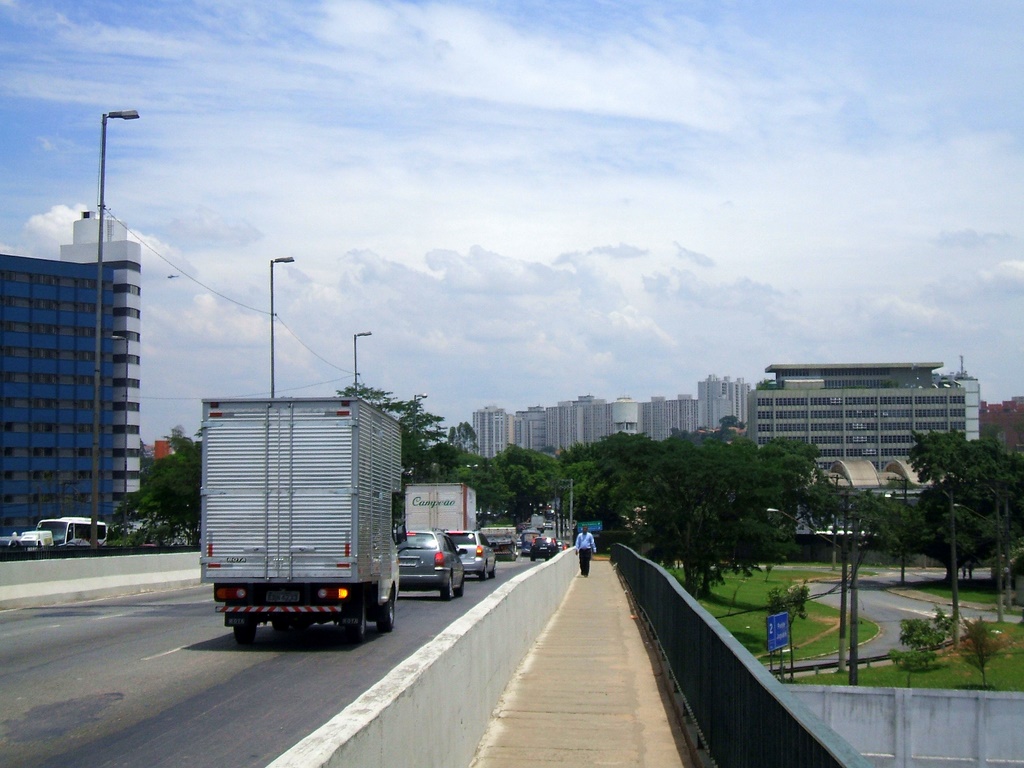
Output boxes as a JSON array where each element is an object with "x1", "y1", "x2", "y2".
[{"x1": 201, "y1": 398, "x2": 402, "y2": 645}]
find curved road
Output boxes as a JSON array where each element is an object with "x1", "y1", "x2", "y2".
[
  {"x1": 803, "y1": 566, "x2": 1006, "y2": 664},
  {"x1": 0, "y1": 557, "x2": 539, "y2": 768}
]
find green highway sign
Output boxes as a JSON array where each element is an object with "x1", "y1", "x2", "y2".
[{"x1": 578, "y1": 520, "x2": 603, "y2": 532}]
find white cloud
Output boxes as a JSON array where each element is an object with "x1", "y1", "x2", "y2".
[{"x1": 1, "y1": 1, "x2": 1023, "y2": 438}]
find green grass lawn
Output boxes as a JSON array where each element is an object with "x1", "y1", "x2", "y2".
[
  {"x1": 666, "y1": 565, "x2": 1024, "y2": 691},
  {"x1": 800, "y1": 622, "x2": 1024, "y2": 691},
  {"x1": 901, "y1": 579, "x2": 1007, "y2": 609},
  {"x1": 672, "y1": 567, "x2": 879, "y2": 663}
]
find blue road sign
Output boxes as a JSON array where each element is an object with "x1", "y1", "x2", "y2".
[{"x1": 767, "y1": 612, "x2": 789, "y2": 652}]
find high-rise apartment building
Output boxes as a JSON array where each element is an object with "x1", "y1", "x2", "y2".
[
  {"x1": 747, "y1": 362, "x2": 979, "y2": 470},
  {"x1": 514, "y1": 406, "x2": 547, "y2": 452},
  {"x1": 641, "y1": 395, "x2": 699, "y2": 441},
  {"x1": 0, "y1": 212, "x2": 141, "y2": 535},
  {"x1": 472, "y1": 405, "x2": 513, "y2": 458},
  {"x1": 698, "y1": 375, "x2": 750, "y2": 429}
]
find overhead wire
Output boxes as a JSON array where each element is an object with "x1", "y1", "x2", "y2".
[{"x1": 106, "y1": 211, "x2": 356, "y2": 392}]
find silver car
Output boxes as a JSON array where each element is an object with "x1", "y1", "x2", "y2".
[
  {"x1": 447, "y1": 530, "x2": 497, "y2": 580},
  {"x1": 398, "y1": 529, "x2": 466, "y2": 600}
]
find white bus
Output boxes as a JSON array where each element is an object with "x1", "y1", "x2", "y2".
[{"x1": 36, "y1": 517, "x2": 108, "y2": 547}]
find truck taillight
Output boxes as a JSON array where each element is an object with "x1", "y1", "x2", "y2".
[
  {"x1": 317, "y1": 587, "x2": 349, "y2": 600},
  {"x1": 215, "y1": 587, "x2": 247, "y2": 601},
  {"x1": 434, "y1": 552, "x2": 445, "y2": 567},
  {"x1": 476, "y1": 545, "x2": 483, "y2": 557}
]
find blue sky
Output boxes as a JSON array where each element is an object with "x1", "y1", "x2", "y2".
[{"x1": 1, "y1": 1, "x2": 1022, "y2": 443}]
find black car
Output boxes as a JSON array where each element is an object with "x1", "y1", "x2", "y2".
[{"x1": 529, "y1": 536, "x2": 559, "y2": 561}]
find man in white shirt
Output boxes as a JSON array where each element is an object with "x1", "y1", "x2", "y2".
[{"x1": 574, "y1": 525, "x2": 596, "y2": 577}]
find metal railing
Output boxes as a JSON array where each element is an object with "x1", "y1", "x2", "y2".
[{"x1": 611, "y1": 544, "x2": 871, "y2": 768}]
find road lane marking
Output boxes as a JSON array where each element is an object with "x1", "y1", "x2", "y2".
[{"x1": 141, "y1": 646, "x2": 184, "y2": 661}]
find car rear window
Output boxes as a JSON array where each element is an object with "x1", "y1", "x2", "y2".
[
  {"x1": 449, "y1": 533, "x2": 476, "y2": 545},
  {"x1": 401, "y1": 532, "x2": 439, "y2": 550}
]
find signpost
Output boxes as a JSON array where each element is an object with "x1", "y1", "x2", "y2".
[
  {"x1": 578, "y1": 520, "x2": 603, "y2": 532},
  {"x1": 767, "y1": 612, "x2": 789, "y2": 652},
  {"x1": 767, "y1": 612, "x2": 790, "y2": 679}
]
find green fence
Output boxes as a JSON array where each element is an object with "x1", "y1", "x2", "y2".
[{"x1": 611, "y1": 544, "x2": 870, "y2": 768}]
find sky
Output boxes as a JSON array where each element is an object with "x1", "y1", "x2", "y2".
[{"x1": 1, "y1": 1, "x2": 1022, "y2": 445}]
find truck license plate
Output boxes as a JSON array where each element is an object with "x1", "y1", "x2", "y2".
[
  {"x1": 225, "y1": 615, "x2": 249, "y2": 626},
  {"x1": 267, "y1": 590, "x2": 300, "y2": 603}
]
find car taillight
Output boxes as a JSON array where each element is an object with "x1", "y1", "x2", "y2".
[
  {"x1": 476, "y1": 545, "x2": 483, "y2": 557},
  {"x1": 215, "y1": 587, "x2": 247, "y2": 601},
  {"x1": 434, "y1": 551, "x2": 445, "y2": 567},
  {"x1": 317, "y1": 587, "x2": 349, "y2": 600}
]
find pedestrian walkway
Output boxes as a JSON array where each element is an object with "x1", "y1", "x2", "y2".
[{"x1": 470, "y1": 559, "x2": 696, "y2": 767}]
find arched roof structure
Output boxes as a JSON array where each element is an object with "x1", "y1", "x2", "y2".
[
  {"x1": 828, "y1": 459, "x2": 881, "y2": 489},
  {"x1": 881, "y1": 459, "x2": 922, "y2": 486}
]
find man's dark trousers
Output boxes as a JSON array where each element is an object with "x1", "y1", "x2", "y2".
[{"x1": 578, "y1": 548, "x2": 592, "y2": 576}]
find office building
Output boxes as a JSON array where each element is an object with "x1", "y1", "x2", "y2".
[
  {"x1": 980, "y1": 398, "x2": 1024, "y2": 452},
  {"x1": 0, "y1": 212, "x2": 141, "y2": 534},
  {"x1": 747, "y1": 362, "x2": 979, "y2": 470}
]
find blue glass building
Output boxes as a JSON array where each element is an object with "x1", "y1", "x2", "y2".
[{"x1": 1, "y1": 212, "x2": 141, "y2": 535}]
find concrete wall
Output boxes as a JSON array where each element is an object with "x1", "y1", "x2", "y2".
[
  {"x1": 0, "y1": 552, "x2": 200, "y2": 608},
  {"x1": 793, "y1": 686, "x2": 1024, "y2": 768},
  {"x1": 266, "y1": 548, "x2": 578, "y2": 768}
]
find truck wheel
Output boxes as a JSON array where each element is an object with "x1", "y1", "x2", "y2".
[
  {"x1": 233, "y1": 622, "x2": 257, "y2": 645},
  {"x1": 453, "y1": 573, "x2": 465, "y2": 598},
  {"x1": 440, "y1": 573, "x2": 453, "y2": 601},
  {"x1": 345, "y1": 607, "x2": 366, "y2": 644},
  {"x1": 376, "y1": 587, "x2": 396, "y2": 633}
]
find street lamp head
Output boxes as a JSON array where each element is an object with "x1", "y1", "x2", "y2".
[
  {"x1": 107, "y1": 110, "x2": 140, "y2": 120},
  {"x1": 272, "y1": 256, "x2": 295, "y2": 264},
  {"x1": 355, "y1": 331, "x2": 372, "y2": 338}
]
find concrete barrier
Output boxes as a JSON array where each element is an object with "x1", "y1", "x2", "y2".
[
  {"x1": 0, "y1": 552, "x2": 201, "y2": 608},
  {"x1": 267, "y1": 548, "x2": 578, "y2": 768},
  {"x1": 793, "y1": 686, "x2": 1024, "y2": 767}
]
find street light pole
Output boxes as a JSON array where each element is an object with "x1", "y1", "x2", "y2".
[
  {"x1": 352, "y1": 331, "x2": 372, "y2": 392},
  {"x1": 91, "y1": 109, "x2": 138, "y2": 550},
  {"x1": 269, "y1": 256, "x2": 294, "y2": 398},
  {"x1": 950, "y1": 495, "x2": 961, "y2": 647}
]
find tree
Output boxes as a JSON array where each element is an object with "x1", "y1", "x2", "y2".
[
  {"x1": 888, "y1": 609, "x2": 949, "y2": 687},
  {"x1": 606, "y1": 436, "x2": 816, "y2": 597},
  {"x1": 129, "y1": 428, "x2": 201, "y2": 545},
  {"x1": 490, "y1": 446, "x2": 559, "y2": 525},
  {"x1": 959, "y1": 617, "x2": 1008, "y2": 689},
  {"x1": 866, "y1": 481, "x2": 928, "y2": 585},
  {"x1": 447, "y1": 422, "x2": 478, "y2": 454},
  {"x1": 910, "y1": 430, "x2": 982, "y2": 647}
]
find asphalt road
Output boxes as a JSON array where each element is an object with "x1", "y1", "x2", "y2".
[
  {"x1": 800, "y1": 566, "x2": 1006, "y2": 664},
  {"x1": 0, "y1": 556, "x2": 539, "y2": 768}
]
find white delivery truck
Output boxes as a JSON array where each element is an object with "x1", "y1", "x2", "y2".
[
  {"x1": 405, "y1": 483, "x2": 477, "y2": 531},
  {"x1": 201, "y1": 398, "x2": 402, "y2": 645}
]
